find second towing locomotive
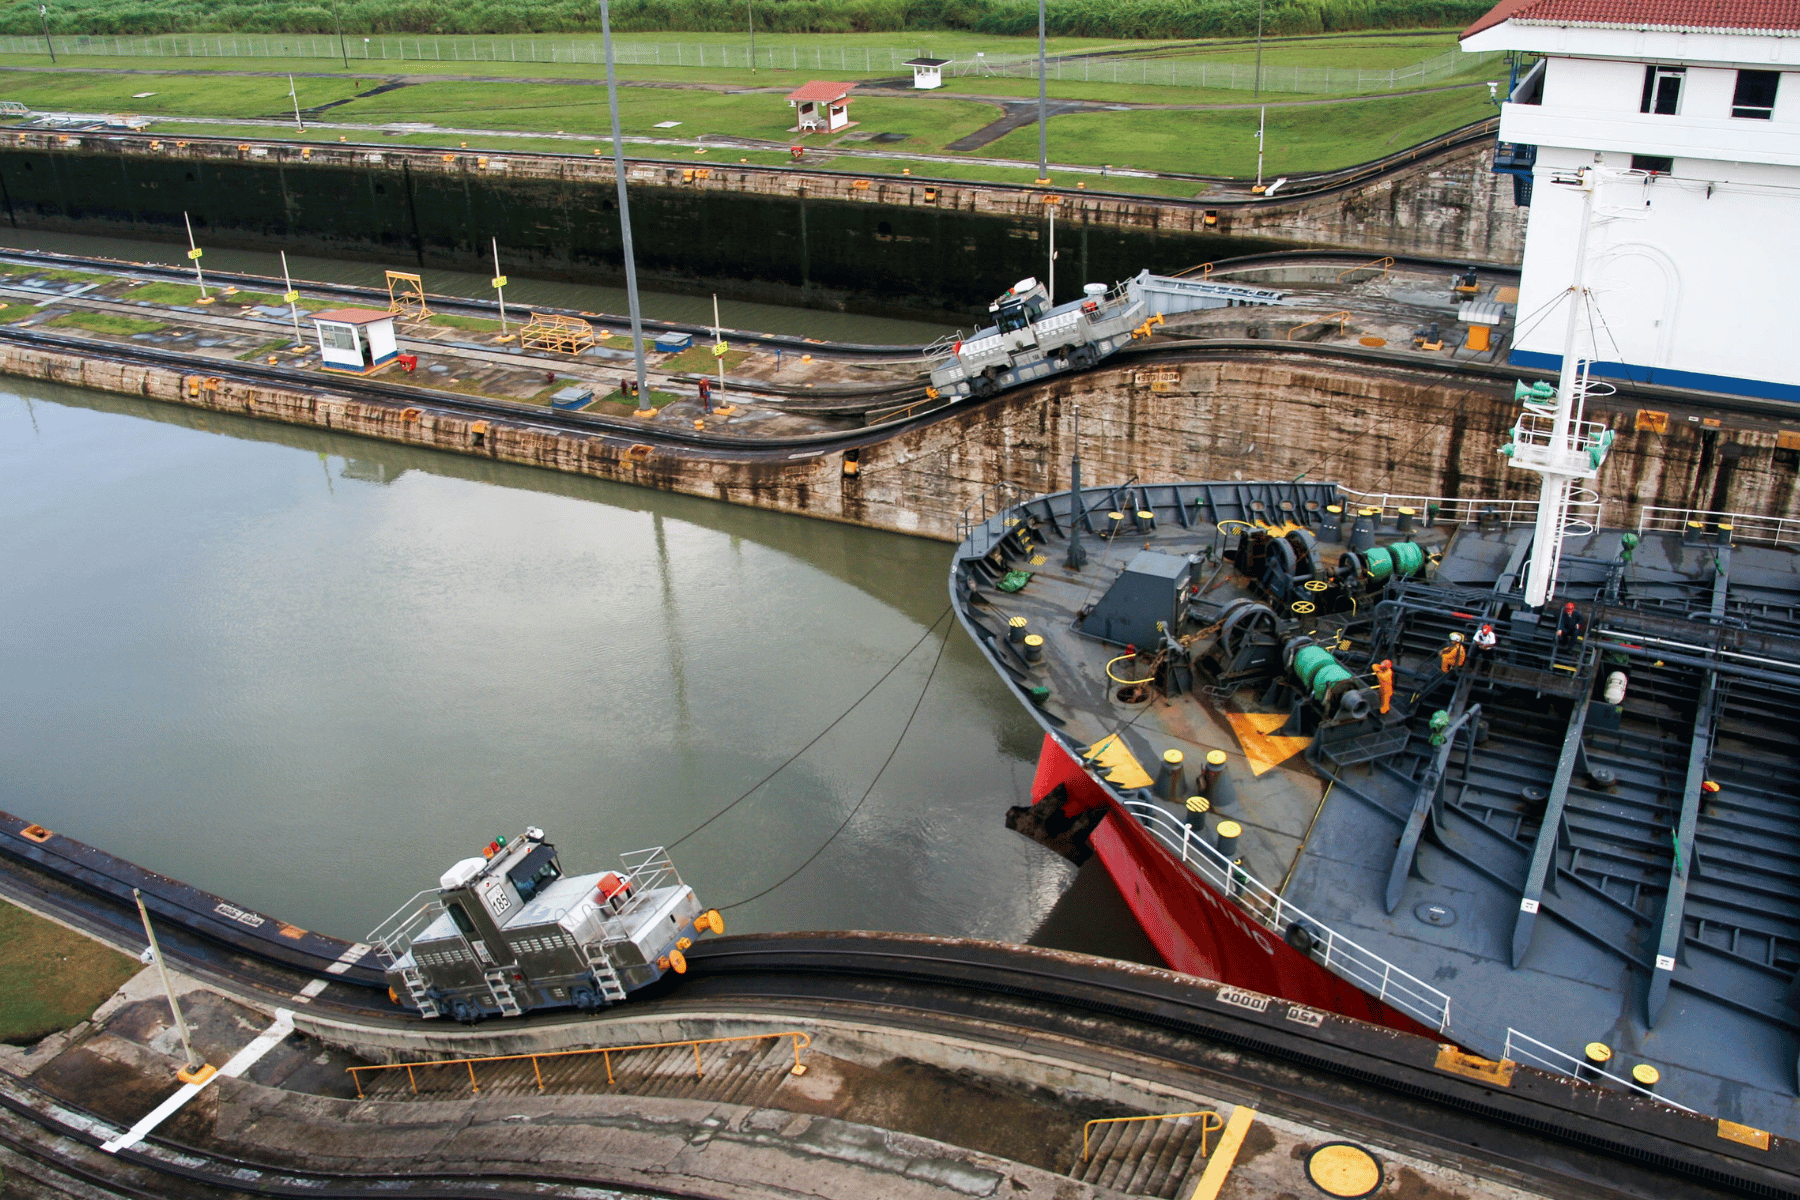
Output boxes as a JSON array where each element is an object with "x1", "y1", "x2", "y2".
[{"x1": 370, "y1": 828, "x2": 721, "y2": 1022}]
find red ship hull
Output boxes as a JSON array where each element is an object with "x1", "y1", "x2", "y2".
[{"x1": 1033, "y1": 734, "x2": 1438, "y2": 1039}]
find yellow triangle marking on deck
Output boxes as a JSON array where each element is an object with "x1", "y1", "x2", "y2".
[
  {"x1": 1225, "y1": 711, "x2": 1313, "y2": 776},
  {"x1": 1084, "y1": 733, "x2": 1156, "y2": 791}
]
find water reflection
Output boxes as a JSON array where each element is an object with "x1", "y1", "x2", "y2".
[{"x1": 0, "y1": 383, "x2": 1064, "y2": 942}]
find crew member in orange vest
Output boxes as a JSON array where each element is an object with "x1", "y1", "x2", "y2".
[
  {"x1": 1373, "y1": 659, "x2": 1395, "y2": 715},
  {"x1": 1438, "y1": 632, "x2": 1467, "y2": 674}
]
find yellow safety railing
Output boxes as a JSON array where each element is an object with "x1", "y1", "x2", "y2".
[
  {"x1": 1287, "y1": 311, "x2": 1352, "y2": 341},
  {"x1": 346, "y1": 1030, "x2": 810, "y2": 1099},
  {"x1": 1335, "y1": 256, "x2": 1394, "y2": 282},
  {"x1": 1083, "y1": 1110, "x2": 1224, "y2": 1162}
]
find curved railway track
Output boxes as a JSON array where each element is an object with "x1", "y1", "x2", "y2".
[{"x1": 0, "y1": 814, "x2": 1793, "y2": 1199}]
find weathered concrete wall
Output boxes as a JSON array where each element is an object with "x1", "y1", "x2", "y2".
[
  {"x1": 0, "y1": 132, "x2": 1521, "y2": 322},
  {"x1": 3, "y1": 340, "x2": 1791, "y2": 541}
]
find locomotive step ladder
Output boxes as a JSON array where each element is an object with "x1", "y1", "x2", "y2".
[
  {"x1": 400, "y1": 966, "x2": 440, "y2": 1019},
  {"x1": 483, "y1": 968, "x2": 525, "y2": 1017},
  {"x1": 584, "y1": 943, "x2": 629, "y2": 1003}
]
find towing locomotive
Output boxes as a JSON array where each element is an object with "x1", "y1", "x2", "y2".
[
  {"x1": 926, "y1": 269, "x2": 1287, "y2": 401},
  {"x1": 370, "y1": 828, "x2": 720, "y2": 1022}
]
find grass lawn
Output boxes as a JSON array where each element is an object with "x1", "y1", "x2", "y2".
[
  {"x1": 0, "y1": 68, "x2": 365, "y2": 119},
  {"x1": 0, "y1": 264, "x2": 112, "y2": 283},
  {"x1": 121, "y1": 281, "x2": 278, "y2": 306},
  {"x1": 0, "y1": 303, "x2": 42, "y2": 322},
  {"x1": 660, "y1": 345, "x2": 751, "y2": 374},
  {"x1": 330, "y1": 82, "x2": 999, "y2": 150},
  {"x1": 430, "y1": 312, "x2": 504, "y2": 332},
  {"x1": 590, "y1": 387, "x2": 683, "y2": 413},
  {"x1": 47, "y1": 311, "x2": 168, "y2": 334},
  {"x1": 982, "y1": 86, "x2": 1495, "y2": 176},
  {"x1": 0, "y1": 899, "x2": 140, "y2": 1045},
  {"x1": 238, "y1": 336, "x2": 296, "y2": 360}
]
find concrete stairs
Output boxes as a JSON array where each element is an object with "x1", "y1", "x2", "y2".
[
  {"x1": 356, "y1": 1035, "x2": 801, "y2": 1108},
  {"x1": 1069, "y1": 1113, "x2": 1212, "y2": 1198}
]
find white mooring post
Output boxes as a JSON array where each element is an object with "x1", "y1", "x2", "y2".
[
  {"x1": 491, "y1": 237, "x2": 510, "y2": 339},
  {"x1": 280, "y1": 251, "x2": 302, "y2": 348},
  {"x1": 134, "y1": 888, "x2": 213, "y2": 1084},
  {"x1": 182, "y1": 211, "x2": 210, "y2": 303}
]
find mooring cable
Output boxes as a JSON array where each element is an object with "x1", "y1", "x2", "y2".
[
  {"x1": 717, "y1": 614, "x2": 952, "y2": 911},
  {"x1": 667, "y1": 606, "x2": 951, "y2": 852}
]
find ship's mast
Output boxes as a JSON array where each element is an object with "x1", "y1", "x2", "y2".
[{"x1": 1505, "y1": 166, "x2": 1614, "y2": 608}]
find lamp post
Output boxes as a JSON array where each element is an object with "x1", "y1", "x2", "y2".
[
  {"x1": 38, "y1": 4, "x2": 54, "y2": 64},
  {"x1": 332, "y1": 4, "x2": 349, "y2": 70},
  {"x1": 602, "y1": 0, "x2": 651, "y2": 417},
  {"x1": 1253, "y1": 0, "x2": 1265, "y2": 98},
  {"x1": 748, "y1": 0, "x2": 755, "y2": 75},
  {"x1": 134, "y1": 889, "x2": 210, "y2": 1083},
  {"x1": 1035, "y1": 0, "x2": 1049, "y2": 185}
]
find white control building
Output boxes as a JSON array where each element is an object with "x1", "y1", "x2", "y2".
[{"x1": 1463, "y1": 0, "x2": 1800, "y2": 402}]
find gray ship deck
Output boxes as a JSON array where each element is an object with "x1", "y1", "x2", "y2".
[{"x1": 952, "y1": 480, "x2": 1800, "y2": 1139}]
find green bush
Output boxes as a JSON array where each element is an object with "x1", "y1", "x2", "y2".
[{"x1": 0, "y1": 0, "x2": 1489, "y2": 39}]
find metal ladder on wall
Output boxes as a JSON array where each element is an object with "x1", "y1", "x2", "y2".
[{"x1": 482, "y1": 968, "x2": 525, "y2": 1017}]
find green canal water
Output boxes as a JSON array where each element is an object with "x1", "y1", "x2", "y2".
[{"x1": 0, "y1": 381, "x2": 1082, "y2": 943}]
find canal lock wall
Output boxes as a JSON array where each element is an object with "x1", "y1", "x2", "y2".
[
  {"x1": 3, "y1": 337, "x2": 1790, "y2": 543},
  {"x1": 0, "y1": 132, "x2": 1522, "y2": 322}
]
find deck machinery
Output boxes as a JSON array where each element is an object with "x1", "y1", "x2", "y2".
[
  {"x1": 928, "y1": 270, "x2": 1288, "y2": 400},
  {"x1": 370, "y1": 830, "x2": 721, "y2": 1022}
]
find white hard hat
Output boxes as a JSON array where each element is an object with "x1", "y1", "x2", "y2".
[{"x1": 1449, "y1": 632, "x2": 1464, "y2": 643}]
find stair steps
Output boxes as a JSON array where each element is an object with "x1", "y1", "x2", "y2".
[{"x1": 1070, "y1": 1113, "x2": 1214, "y2": 1198}]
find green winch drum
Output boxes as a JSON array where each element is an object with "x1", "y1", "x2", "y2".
[
  {"x1": 1292, "y1": 644, "x2": 1354, "y2": 704},
  {"x1": 1362, "y1": 541, "x2": 1425, "y2": 583}
]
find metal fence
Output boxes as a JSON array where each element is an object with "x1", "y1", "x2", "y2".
[{"x1": 0, "y1": 33, "x2": 1503, "y2": 95}]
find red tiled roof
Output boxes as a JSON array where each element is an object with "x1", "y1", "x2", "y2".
[
  {"x1": 310, "y1": 307, "x2": 393, "y2": 324},
  {"x1": 786, "y1": 80, "x2": 854, "y2": 104},
  {"x1": 1464, "y1": 0, "x2": 1800, "y2": 37}
]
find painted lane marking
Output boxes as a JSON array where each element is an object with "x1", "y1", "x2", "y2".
[
  {"x1": 101, "y1": 1009, "x2": 295, "y2": 1154},
  {"x1": 292, "y1": 977, "x2": 329, "y2": 1002},
  {"x1": 1188, "y1": 1105, "x2": 1257, "y2": 1200},
  {"x1": 324, "y1": 942, "x2": 372, "y2": 975}
]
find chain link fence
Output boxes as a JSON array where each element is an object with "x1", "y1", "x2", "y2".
[{"x1": 0, "y1": 33, "x2": 1502, "y2": 96}]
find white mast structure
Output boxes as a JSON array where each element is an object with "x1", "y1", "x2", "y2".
[{"x1": 1503, "y1": 165, "x2": 1616, "y2": 609}]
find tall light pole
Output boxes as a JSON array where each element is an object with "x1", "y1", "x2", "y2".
[
  {"x1": 1035, "y1": 0, "x2": 1049, "y2": 185},
  {"x1": 332, "y1": 3, "x2": 349, "y2": 70},
  {"x1": 602, "y1": 0, "x2": 651, "y2": 417},
  {"x1": 748, "y1": 0, "x2": 755, "y2": 75},
  {"x1": 1253, "y1": 0, "x2": 1264, "y2": 98},
  {"x1": 38, "y1": 4, "x2": 54, "y2": 64}
]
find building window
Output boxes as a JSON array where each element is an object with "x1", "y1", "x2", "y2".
[
  {"x1": 1631, "y1": 154, "x2": 1674, "y2": 174},
  {"x1": 1733, "y1": 70, "x2": 1780, "y2": 119},
  {"x1": 320, "y1": 324, "x2": 358, "y2": 352},
  {"x1": 1641, "y1": 65, "x2": 1685, "y2": 115}
]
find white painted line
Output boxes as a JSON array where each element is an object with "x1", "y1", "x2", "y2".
[
  {"x1": 324, "y1": 942, "x2": 372, "y2": 975},
  {"x1": 101, "y1": 1010, "x2": 295, "y2": 1154},
  {"x1": 292, "y1": 977, "x2": 329, "y2": 1002}
]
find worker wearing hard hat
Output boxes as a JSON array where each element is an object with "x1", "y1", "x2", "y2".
[{"x1": 1438, "y1": 632, "x2": 1467, "y2": 674}]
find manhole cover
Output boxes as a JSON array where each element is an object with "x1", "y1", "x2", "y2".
[
  {"x1": 1413, "y1": 901, "x2": 1457, "y2": 927},
  {"x1": 1306, "y1": 1143, "x2": 1382, "y2": 1198},
  {"x1": 871, "y1": 131, "x2": 908, "y2": 143},
  {"x1": 1358, "y1": 336, "x2": 1386, "y2": 347}
]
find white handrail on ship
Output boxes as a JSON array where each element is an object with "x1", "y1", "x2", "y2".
[
  {"x1": 1502, "y1": 1028, "x2": 1697, "y2": 1112},
  {"x1": 1336, "y1": 486, "x2": 1603, "y2": 530},
  {"x1": 1637, "y1": 505, "x2": 1800, "y2": 550},
  {"x1": 1120, "y1": 798, "x2": 1452, "y2": 1033}
]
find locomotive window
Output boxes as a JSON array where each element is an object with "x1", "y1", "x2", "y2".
[
  {"x1": 1026, "y1": 297, "x2": 1045, "y2": 319},
  {"x1": 996, "y1": 304, "x2": 1029, "y2": 333},
  {"x1": 447, "y1": 901, "x2": 478, "y2": 938},
  {"x1": 507, "y1": 843, "x2": 563, "y2": 900}
]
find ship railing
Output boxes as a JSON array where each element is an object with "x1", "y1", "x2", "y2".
[
  {"x1": 1122, "y1": 799, "x2": 1452, "y2": 1034},
  {"x1": 1502, "y1": 1028, "x2": 1696, "y2": 1112},
  {"x1": 1336, "y1": 487, "x2": 1603, "y2": 530},
  {"x1": 367, "y1": 889, "x2": 446, "y2": 967},
  {"x1": 956, "y1": 480, "x2": 1031, "y2": 550},
  {"x1": 1638, "y1": 506, "x2": 1800, "y2": 550}
]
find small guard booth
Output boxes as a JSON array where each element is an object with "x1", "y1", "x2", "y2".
[
  {"x1": 905, "y1": 57, "x2": 949, "y2": 90},
  {"x1": 312, "y1": 308, "x2": 399, "y2": 374},
  {"x1": 787, "y1": 81, "x2": 854, "y2": 134}
]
